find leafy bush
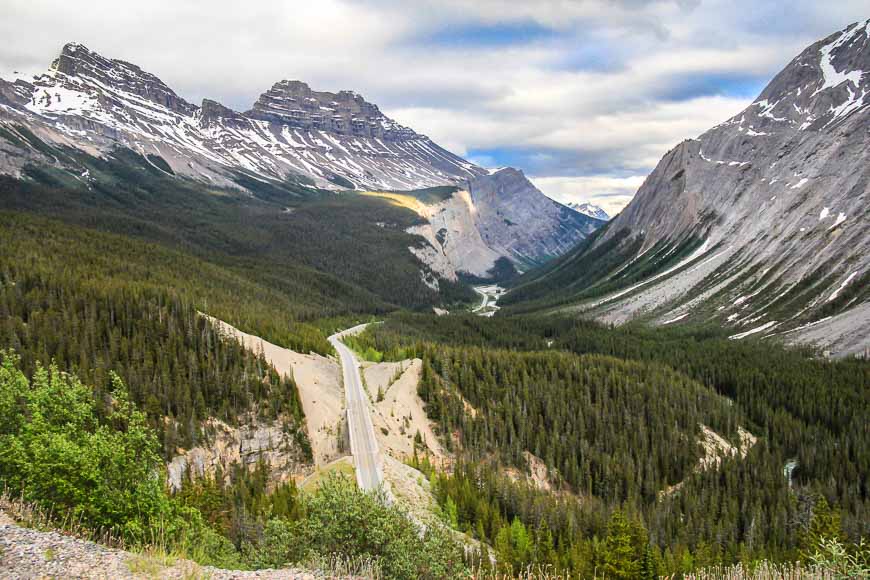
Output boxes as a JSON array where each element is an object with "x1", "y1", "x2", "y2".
[
  {"x1": 0, "y1": 351, "x2": 170, "y2": 540},
  {"x1": 0, "y1": 351, "x2": 239, "y2": 567},
  {"x1": 246, "y1": 473, "x2": 467, "y2": 579},
  {"x1": 810, "y1": 537, "x2": 870, "y2": 579}
]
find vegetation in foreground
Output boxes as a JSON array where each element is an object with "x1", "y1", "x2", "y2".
[{"x1": 0, "y1": 352, "x2": 468, "y2": 578}]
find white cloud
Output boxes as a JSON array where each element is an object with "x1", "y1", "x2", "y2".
[{"x1": 531, "y1": 175, "x2": 646, "y2": 216}]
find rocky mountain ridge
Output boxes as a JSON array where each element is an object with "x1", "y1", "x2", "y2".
[
  {"x1": 0, "y1": 42, "x2": 486, "y2": 191},
  {"x1": 508, "y1": 19, "x2": 869, "y2": 356},
  {"x1": 0, "y1": 43, "x2": 601, "y2": 277}
]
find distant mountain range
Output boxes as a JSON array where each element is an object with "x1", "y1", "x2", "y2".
[
  {"x1": 0, "y1": 43, "x2": 602, "y2": 279},
  {"x1": 505, "y1": 19, "x2": 870, "y2": 356},
  {"x1": 567, "y1": 202, "x2": 610, "y2": 221}
]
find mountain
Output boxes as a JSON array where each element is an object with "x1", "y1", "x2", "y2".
[
  {"x1": 466, "y1": 169, "x2": 602, "y2": 269},
  {"x1": 364, "y1": 169, "x2": 603, "y2": 282},
  {"x1": 567, "y1": 202, "x2": 610, "y2": 221},
  {"x1": 504, "y1": 19, "x2": 870, "y2": 356},
  {"x1": 0, "y1": 43, "x2": 599, "y2": 279},
  {"x1": 0, "y1": 42, "x2": 486, "y2": 191}
]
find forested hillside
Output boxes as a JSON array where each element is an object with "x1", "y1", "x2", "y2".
[
  {"x1": 0, "y1": 130, "x2": 475, "y2": 309},
  {"x1": 350, "y1": 313, "x2": 869, "y2": 575},
  {"x1": 0, "y1": 212, "x2": 321, "y2": 456}
]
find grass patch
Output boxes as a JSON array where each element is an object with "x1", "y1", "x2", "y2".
[{"x1": 301, "y1": 458, "x2": 356, "y2": 493}]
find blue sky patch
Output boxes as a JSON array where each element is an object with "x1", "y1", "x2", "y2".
[{"x1": 415, "y1": 20, "x2": 558, "y2": 48}]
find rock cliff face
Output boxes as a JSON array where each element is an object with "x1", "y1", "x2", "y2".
[
  {"x1": 468, "y1": 168, "x2": 603, "y2": 269},
  {"x1": 166, "y1": 417, "x2": 310, "y2": 492},
  {"x1": 405, "y1": 189, "x2": 504, "y2": 279},
  {"x1": 0, "y1": 42, "x2": 486, "y2": 191},
  {"x1": 373, "y1": 171, "x2": 605, "y2": 280},
  {"x1": 509, "y1": 19, "x2": 869, "y2": 355}
]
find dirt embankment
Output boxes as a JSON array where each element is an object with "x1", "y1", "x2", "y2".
[
  {"x1": 361, "y1": 359, "x2": 446, "y2": 465},
  {"x1": 197, "y1": 315, "x2": 345, "y2": 469}
]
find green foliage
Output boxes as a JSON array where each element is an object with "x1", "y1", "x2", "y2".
[
  {"x1": 0, "y1": 211, "x2": 334, "y2": 354},
  {"x1": 601, "y1": 510, "x2": 648, "y2": 579},
  {"x1": 176, "y1": 461, "x2": 303, "y2": 549},
  {"x1": 0, "y1": 217, "x2": 310, "y2": 455},
  {"x1": 417, "y1": 345, "x2": 737, "y2": 503},
  {"x1": 0, "y1": 352, "x2": 238, "y2": 570},
  {"x1": 245, "y1": 474, "x2": 467, "y2": 579},
  {"x1": 0, "y1": 352, "x2": 167, "y2": 540},
  {"x1": 809, "y1": 536, "x2": 870, "y2": 579},
  {"x1": 364, "y1": 312, "x2": 869, "y2": 574},
  {"x1": 799, "y1": 496, "x2": 846, "y2": 559}
]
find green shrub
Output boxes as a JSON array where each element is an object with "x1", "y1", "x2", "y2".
[
  {"x1": 0, "y1": 351, "x2": 170, "y2": 541},
  {"x1": 246, "y1": 473, "x2": 467, "y2": 579},
  {"x1": 0, "y1": 350, "x2": 240, "y2": 568}
]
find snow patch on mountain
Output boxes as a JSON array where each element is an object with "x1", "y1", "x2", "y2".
[{"x1": 567, "y1": 202, "x2": 610, "y2": 221}]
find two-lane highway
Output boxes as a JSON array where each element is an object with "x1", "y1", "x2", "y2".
[{"x1": 328, "y1": 324, "x2": 385, "y2": 492}]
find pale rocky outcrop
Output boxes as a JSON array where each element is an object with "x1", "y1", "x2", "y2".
[
  {"x1": 406, "y1": 189, "x2": 503, "y2": 279},
  {"x1": 166, "y1": 417, "x2": 308, "y2": 492}
]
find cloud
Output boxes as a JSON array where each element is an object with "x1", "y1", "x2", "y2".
[
  {"x1": 0, "y1": 0, "x2": 867, "y2": 214},
  {"x1": 531, "y1": 175, "x2": 647, "y2": 217}
]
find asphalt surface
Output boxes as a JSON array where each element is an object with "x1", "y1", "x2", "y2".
[{"x1": 328, "y1": 325, "x2": 384, "y2": 492}]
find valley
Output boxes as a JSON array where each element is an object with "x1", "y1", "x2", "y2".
[{"x1": 0, "y1": 10, "x2": 867, "y2": 580}]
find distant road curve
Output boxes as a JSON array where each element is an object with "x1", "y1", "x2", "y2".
[
  {"x1": 472, "y1": 285, "x2": 504, "y2": 317},
  {"x1": 328, "y1": 324, "x2": 385, "y2": 492}
]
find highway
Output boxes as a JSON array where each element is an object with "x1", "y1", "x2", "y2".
[
  {"x1": 328, "y1": 324, "x2": 385, "y2": 492},
  {"x1": 472, "y1": 285, "x2": 504, "y2": 317}
]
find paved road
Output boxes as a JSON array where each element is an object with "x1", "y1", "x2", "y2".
[
  {"x1": 472, "y1": 285, "x2": 504, "y2": 317},
  {"x1": 328, "y1": 325, "x2": 384, "y2": 492}
]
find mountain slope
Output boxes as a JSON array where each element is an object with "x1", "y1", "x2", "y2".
[
  {"x1": 0, "y1": 43, "x2": 485, "y2": 191},
  {"x1": 467, "y1": 168, "x2": 603, "y2": 270},
  {"x1": 504, "y1": 19, "x2": 870, "y2": 356},
  {"x1": 372, "y1": 170, "x2": 604, "y2": 280},
  {"x1": 0, "y1": 43, "x2": 600, "y2": 282}
]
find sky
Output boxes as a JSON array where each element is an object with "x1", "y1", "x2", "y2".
[{"x1": 1, "y1": 0, "x2": 866, "y2": 215}]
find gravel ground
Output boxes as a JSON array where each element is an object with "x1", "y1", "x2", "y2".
[{"x1": 0, "y1": 516, "x2": 325, "y2": 579}]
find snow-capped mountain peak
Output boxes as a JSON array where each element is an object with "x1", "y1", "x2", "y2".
[
  {"x1": 567, "y1": 202, "x2": 610, "y2": 221},
  {"x1": 0, "y1": 42, "x2": 488, "y2": 191}
]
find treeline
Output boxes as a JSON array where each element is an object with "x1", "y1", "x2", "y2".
[
  {"x1": 416, "y1": 455, "x2": 857, "y2": 577},
  {"x1": 0, "y1": 213, "x2": 311, "y2": 456},
  {"x1": 0, "y1": 211, "x2": 342, "y2": 353},
  {"x1": 416, "y1": 345, "x2": 739, "y2": 504},
  {"x1": 354, "y1": 312, "x2": 869, "y2": 571},
  {"x1": 557, "y1": 322, "x2": 869, "y2": 539}
]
